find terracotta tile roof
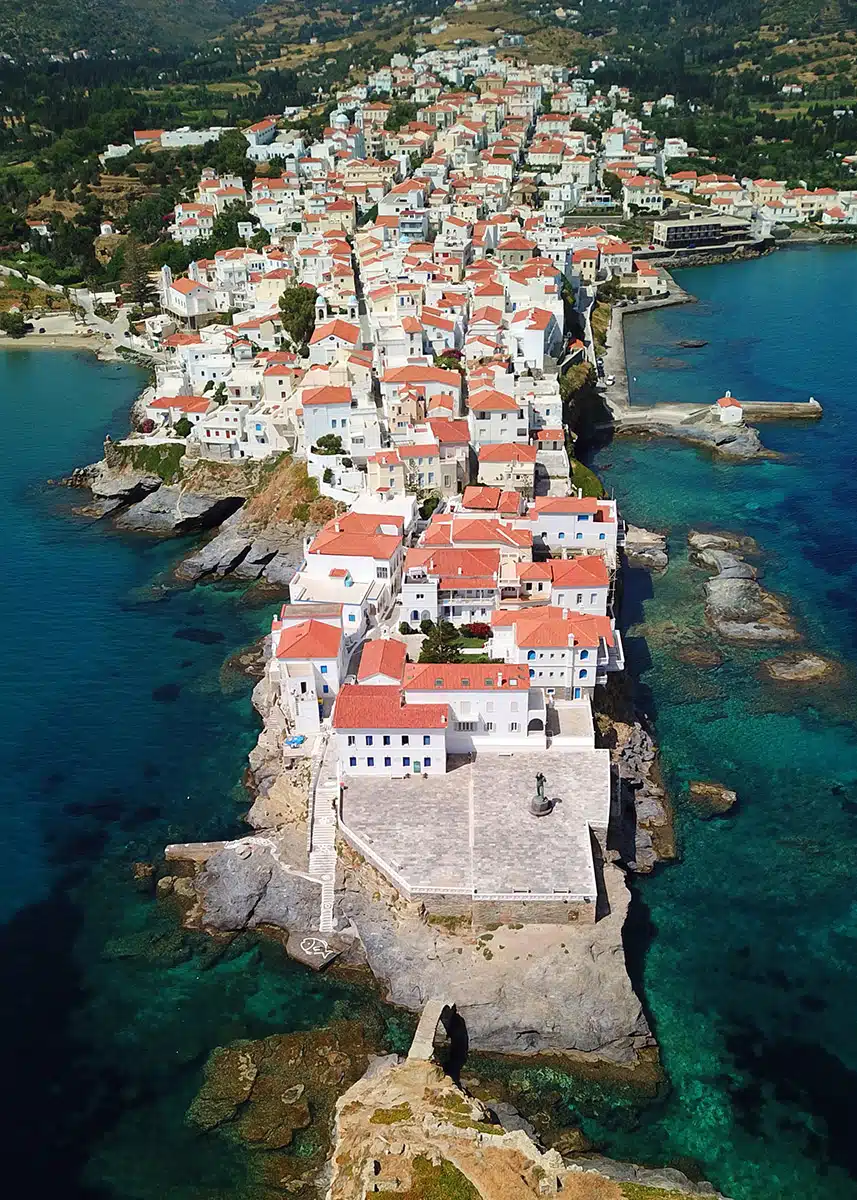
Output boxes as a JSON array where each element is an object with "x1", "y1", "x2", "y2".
[
  {"x1": 303, "y1": 385, "x2": 352, "y2": 407},
  {"x1": 275, "y1": 618, "x2": 342, "y2": 660},
  {"x1": 491, "y1": 605, "x2": 613, "y2": 648},
  {"x1": 468, "y1": 387, "x2": 519, "y2": 413},
  {"x1": 548, "y1": 556, "x2": 610, "y2": 587},
  {"x1": 333, "y1": 684, "x2": 447, "y2": 730},
  {"x1": 477, "y1": 443, "x2": 537, "y2": 464},
  {"x1": 148, "y1": 395, "x2": 210, "y2": 413},
  {"x1": 309, "y1": 318, "x2": 360, "y2": 346},
  {"x1": 403, "y1": 663, "x2": 529, "y2": 691},
  {"x1": 461, "y1": 485, "x2": 520, "y2": 512},
  {"x1": 358, "y1": 639, "x2": 408, "y2": 683}
]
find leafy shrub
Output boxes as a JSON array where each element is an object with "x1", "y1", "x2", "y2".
[
  {"x1": 419, "y1": 618, "x2": 434, "y2": 635},
  {"x1": 173, "y1": 417, "x2": 192, "y2": 438},
  {"x1": 323, "y1": 467, "x2": 333, "y2": 483},
  {"x1": 399, "y1": 621, "x2": 414, "y2": 635},
  {"x1": 462, "y1": 622, "x2": 490, "y2": 640}
]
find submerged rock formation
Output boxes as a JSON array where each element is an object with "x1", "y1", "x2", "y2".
[
  {"x1": 687, "y1": 781, "x2": 738, "y2": 819},
  {"x1": 688, "y1": 531, "x2": 800, "y2": 642},
  {"x1": 762, "y1": 652, "x2": 837, "y2": 682}
]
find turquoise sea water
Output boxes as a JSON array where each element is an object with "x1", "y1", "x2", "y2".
[
  {"x1": 3, "y1": 246, "x2": 856, "y2": 1200},
  {"x1": 0, "y1": 350, "x2": 396, "y2": 1198},
  {"x1": 581, "y1": 246, "x2": 857, "y2": 1199}
]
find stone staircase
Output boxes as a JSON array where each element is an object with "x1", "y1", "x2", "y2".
[{"x1": 309, "y1": 780, "x2": 339, "y2": 934}]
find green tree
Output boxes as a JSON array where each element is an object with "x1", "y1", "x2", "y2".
[
  {"x1": 279, "y1": 284, "x2": 318, "y2": 350},
  {"x1": 121, "y1": 236, "x2": 155, "y2": 307},
  {"x1": 0, "y1": 311, "x2": 28, "y2": 338},
  {"x1": 419, "y1": 621, "x2": 462, "y2": 664},
  {"x1": 602, "y1": 171, "x2": 623, "y2": 200},
  {"x1": 174, "y1": 417, "x2": 192, "y2": 437},
  {"x1": 314, "y1": 433, "x2": 343, "y2": 455}
]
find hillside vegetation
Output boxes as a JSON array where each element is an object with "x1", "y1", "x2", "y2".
[{"x1": 0, "y1": 0, "x2": 259, "y2": 55}]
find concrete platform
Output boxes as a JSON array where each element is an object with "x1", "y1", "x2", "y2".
[{"x1": 339, "y1": 748, "x2": 611, "y2": 900}]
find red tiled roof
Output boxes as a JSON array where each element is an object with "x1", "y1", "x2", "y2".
[
  {"x1": 478, "y1": 443, "x2": 537, "y2": 463},
  {"x1": 333, "y1": 684, "x2": 447, "y2": 729},
  {"x1": 303, "y1": 385, "x2": 352, "y2": 407},
  {"x1": 403, "y1": 663, "x2": 529, "y2": 691},
  {"x1": 148, "y1": 395, "x2": 210, "y2": 413},
  {"x1": 276, "y1": 618, "x2": 342, "y2": 660},
  {"x1": 358, "y1": 639, "x2": 408, "y2": 683}
]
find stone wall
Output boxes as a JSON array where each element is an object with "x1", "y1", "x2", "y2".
[{"x1": 417, "y1": 893, "x2": 595, "y2": 926}]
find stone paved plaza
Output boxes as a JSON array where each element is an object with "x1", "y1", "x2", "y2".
[{"x1": 339, "y1": 749, "x2": 611, "y2": 900}]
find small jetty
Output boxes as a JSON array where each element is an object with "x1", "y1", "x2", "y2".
[{"x1": 740, "y1": 397, "x2": 823, "y2": 420}]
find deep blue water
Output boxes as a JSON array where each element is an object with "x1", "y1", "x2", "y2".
[
  {"x1": 4, "y1": 245, "x2": 857, "y2": 1200},
  {"x1": 582, "y1": 246, "x2": 857, "y2": 1199},
  {"x1": 0, "y1": 350, "x2": 397, "y2": 1198}
]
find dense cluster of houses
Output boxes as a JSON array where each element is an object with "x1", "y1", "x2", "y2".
[{"x1": 125, "y1": 42, "x2": 841, "y2": 925}]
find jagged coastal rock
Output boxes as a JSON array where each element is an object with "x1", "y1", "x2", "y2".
[
  {"x1": 616, "y1": 414, "x2": 766, "y2": 460},
  {"x1": 114, "y1": 484, "x2": 245, "y2": 535},
  {"x1": 325, "y1": 1049, "x2": 730, "y2": 1199},
  {"x1": 688, "y1": 530, "x2": 800, "y2": 642},
  {"x1": 624, "y1": 524, "x2": 669, "y2": 572}
]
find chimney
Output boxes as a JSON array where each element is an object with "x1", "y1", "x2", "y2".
[
  {"x1": 334, "y1": 521, "x2": 341, "y2": 532},
  {"x1": 497, "y1": 669, "x2": 503, "y2": 686}
]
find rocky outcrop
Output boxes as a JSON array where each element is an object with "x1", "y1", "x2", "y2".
[
  {"x1": 597, "y1": 678, "x2": 675, "y2": 873},
  {"x1": 114, "y1": 485, "x2": 245, "y2": 535},
  {"x1": 687, "y1": 780, "x2": 738, "y2": 819},
  {"x1": 609, "y1": 720, "x2": 675, "y2": 871},
  {"x1": 688, "y1": 530, "x2": 800, "y2": 643},
  {"x1": 195, "y1": 841, "x2": 321, "y2": 932},
  {"x1": 337, "y1": 854, "x2": 653, "y2": 1063},
  {"x1": 623, "y1": 525, "x2": 668, "y2": 572},
  {"x1": 616, "y1": 413, "x2": 766, "y2": 460},
  {"x1": 326, "y1": 1052, "x2": 730, "y2": 1200},
  {"x1": 174, "y1": 513, "x2": 309, "y2": 583}
]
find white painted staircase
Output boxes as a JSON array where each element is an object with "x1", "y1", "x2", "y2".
[{"x1": 308, "y1": 781, "x2": 339, "y2": 934}]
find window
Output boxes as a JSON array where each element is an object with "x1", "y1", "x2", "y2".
[
  {"x1": 383, "y1": 735, "x2": 391, "y2": 746},
  {"x1": 590, "y1": 593, "x2": 597, "y2": 603},
  {"x1": 576, "y1": 593, "x2": 583, "y2": 604},
  {"x1": 322, "y1": 684, "x2": 329, "y2": 694},
  {"x1": 384, "y1": 756, "x2": 392, "y2": 767},
  {"x1": 580, "y1": 649, "x2": 589, "y2": 660},
  {"x1": 424, "y1": 757, "x2": 431, "y2": 767},
  {"x1": 403, "y1": 756, "x2": 410, "y2": 766},
  {"x1": 349, "y1": 756, "x2": 357, "y2": 767},
  {"x1": 529, "y1": 668, "x2": 535, "y2": 679},
  {"x1": 580, "y1": 668, "x2": 588, "y2": 679},
  {"x1": 456, "y1": 720, "x2": 475, "y2": 731},
  {"x1": 347, "y1": 735, "x2": 355, "y2": 746},
  {"x1": 365, "y1": 735, "x2": 373, "y2": 746},
  {"x1": 527, "y1": 650, "x2": 536, "y2": 661},
  {"x1": 320, "y1": 665, "x2": 328, "y2": 674},
  {"x1": 411, "y1": 610, "x2": 420, "y2": 621},
  {"x1": 599, "y1": 532, "x2": 606, "y2": 541},
  {"x1": 423, "y1": 735, "x2": 431, "y2": 745},
  {"x1": 348, "y1": 613, "x2": 356, "y2": 622},
  {"x1": 574, "y1": 687, "x2": 581, "y2": 700},
  {"x1": 485, "y1": 721, "x2": 494, "y2": 731},
  {"x1": 510, "y1": 722, "x2": 519, "y2": 732},
  {"x1": 401, "y1": 735, "x2": 409, "y2": 746},
  {"x1": 558, "y1": 532, "x2": 565, "y2": 540},
  {"x1": 367, "y1": 756, "x2": 374, "y2": 767},
  {"x1": 576, "y1": 532, "x2": 583, "y2": 540},
  {"x1": 579, "y1": 514, "x2": 589, "y2": 521},
  {"x1": 376, "y1": 566, "x2": 389, "y2": 579}
]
